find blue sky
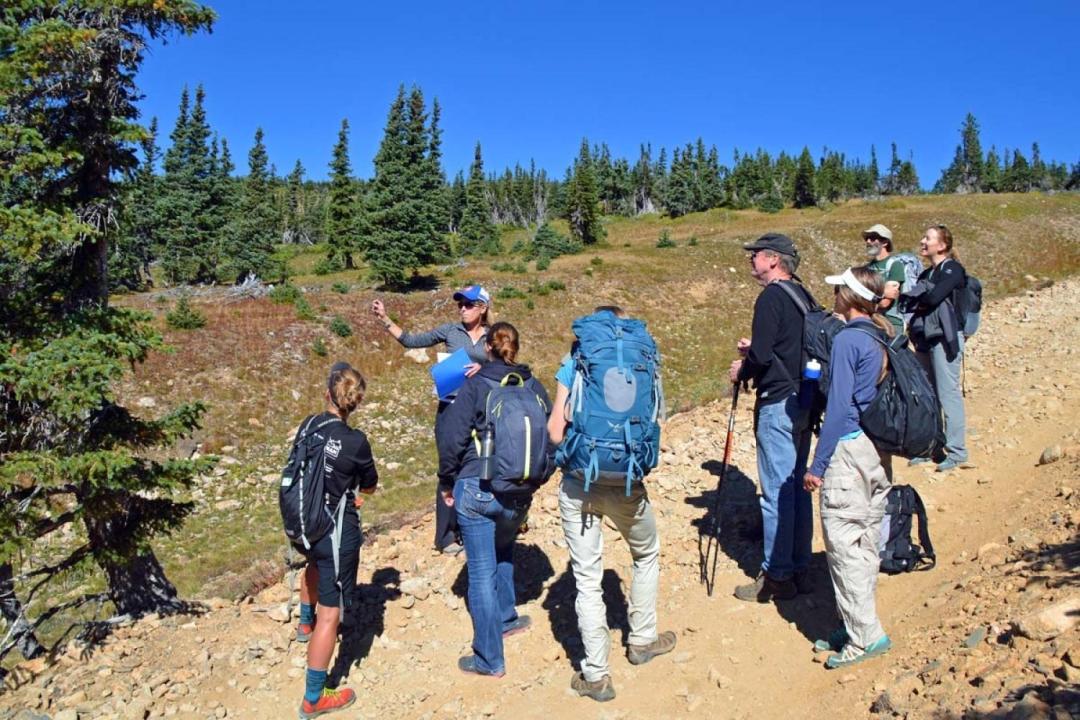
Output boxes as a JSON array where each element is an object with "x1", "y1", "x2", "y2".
[{"x1": 137, "y1": 0, "x2": 1080, "y2": 185}]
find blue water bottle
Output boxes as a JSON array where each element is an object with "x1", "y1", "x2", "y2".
[{"x1": 799, "y1": 358, "x2": 821, "y2": 408}]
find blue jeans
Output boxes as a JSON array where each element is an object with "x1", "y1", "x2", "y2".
[
  {"x1": 755, "y1": 393, "x2": 813, "y2": 581},
  {"x1": 453, "y1": 476, "x2": 529, "y2": 674}
]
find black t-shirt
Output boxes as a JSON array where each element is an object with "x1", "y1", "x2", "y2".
[
  {"x1": 737, "y1": 281, "x2": 806, "y2": 405},
  {"x1": 307, "y1": 412, "x2": 378, "y2": 520}
]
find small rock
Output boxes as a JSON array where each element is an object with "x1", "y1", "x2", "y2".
[
  {"x1": 1038, "y1": 445, "x2": 1063, "y2": 466},
  {"x1": 404, "y1": 348, "x2": 430, "y2": 364},
  {"x1": 137, "y1": 396, "x2": 156, "y2": 408},
  {"x1": 964, "y1": 626, "x2": 988, "y2": 649},
  {"x1": 400, "y1": 578, "x2": 430, "y2": 601},
  {"x1": 267, "y1": 603, "x2": 292, "y2": 623},
  {"x1": 1014, "y1": 596, "x2": 1080, "y2": 641},
  {"x1": 671, "y1": 651, "x2": 693, "y2": 664}
]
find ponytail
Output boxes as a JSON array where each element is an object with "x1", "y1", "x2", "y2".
[{"x1": 486, "y1": 322, "x2": 519, "y2": 364}]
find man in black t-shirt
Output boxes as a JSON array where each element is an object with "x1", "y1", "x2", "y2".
[{"x1": 728, "y1": 233, "x2": 813, "y2": 603}]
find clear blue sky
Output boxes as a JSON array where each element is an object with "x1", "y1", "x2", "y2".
[{"x1": 137, "y1": 0, "x2": 1080, "y2": 185}]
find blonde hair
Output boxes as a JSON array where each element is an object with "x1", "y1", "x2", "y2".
[
  {"x1": 838, "y1": 267, "x2": 895, "y2": 338},
  {"x1": 487, "y1": 322, "x2": 519, "y2": 364},
  {"x1": 329, "y1": 366, "x2": 366, "y2": 415}
]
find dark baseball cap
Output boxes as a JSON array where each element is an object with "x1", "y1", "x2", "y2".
[{"x1": 743, "y1": 233, "x2": 798, "y2": 257}]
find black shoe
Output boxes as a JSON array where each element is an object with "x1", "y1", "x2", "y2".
[
  {"x1": 733, "y1": 572, "x2": 797, "y2": 602},
  {"x1": 571, "y1": 673, "x2": 615, "y2": 702},
  {"x1": 793, "y1": 569, "x2": 814, "y2": 595}
]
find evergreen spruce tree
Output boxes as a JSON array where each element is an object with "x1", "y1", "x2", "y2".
[
  {"x1": 983, "y1": 146, "x2": 1003, "y2": 193},
  {"x1": 565, "y1": 139, "x2": 606, "y2": 244},
  {"x1": 1003, "y1": 149, "x2": 1032, "y2": 192},
  {"x1": 793, "y1": 147, "x2": 817, "y2": 208},
  {"x1": 1030, "y1": 142, "x2": 1048, "y2": 190},
  {"x1": 459, "y1": 142, "x2": 500, "y2": 254},
  {"x1": 632, "y1": 143, "x2": 657, "y2": 215},
  {"x1": 218, "y1": 128, "x2": 280, "y2": 283},
  {"x1": 426, "y1": 99, "x2": 450, "y2": 233},
  {"x1": 664, "y1": 148, "x2": 695, "y2": 218},
  {"x1": 284, "y1": 160, "x2": 315, "y2": 245},
  {"x1": 937, "y1": 113, "x2": 984, "y2": 193},
  {"x1": 111, "y1": 117, "x2": 161, "y2": 291},
  {"x1": 868, "y1": 145, "x2": 880, "y2": 195},
  {"x1": 0, "y1": 0, "x2": 215, "y2": 641},
  {"x1": 897, "y1": 152, "x2": 921, "y2": 195},
  {"x1": 773, "y1": 151, "x2": 797, "y2": 204},
  {"x1": 326, "y1": 118, "x2": 358, "y2": 269},
  {"x1": 365, "y1": 86, "x2": 439, "y2": 286},
  {"x1": 448, "y1": 171, "x2": 467, "y2": 232}
]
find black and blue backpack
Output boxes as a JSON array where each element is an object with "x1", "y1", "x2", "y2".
[
  {"x1": 555, "y1": 311, "x2": 663, "y2": 494},
  {"x1": 478, "y1": 372, "x2": 553, "y2": 487}
]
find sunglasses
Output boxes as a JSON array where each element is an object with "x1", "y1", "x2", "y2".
[{"x1": 457, "y1": 300, "x2": 477, "y2": 309}]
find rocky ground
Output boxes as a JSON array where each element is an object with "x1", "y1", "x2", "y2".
[{"x1": 2, "y1": 278, "x2": 1079, "y2": 720}]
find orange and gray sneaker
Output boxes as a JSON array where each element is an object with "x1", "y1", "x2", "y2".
[
  {"x1": 296, "y1": 622, "x2": 314, "y2": 643},
  {"x1": 299, "y1": 687, "x2": 356, "y2": 719}
]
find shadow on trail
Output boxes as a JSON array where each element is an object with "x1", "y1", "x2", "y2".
[
  {"x1": 541, "y1": 564, "x2": 630, "y2": 673},
  {"x1": 449, "y1": 542, "x2": 555, "y2": 605},
  {"x1": 328, "y1": 566, "x2": 400, "y2": 688},
  {"x1": 689, "y1": 458, "x2": 838, "y2": 644}
]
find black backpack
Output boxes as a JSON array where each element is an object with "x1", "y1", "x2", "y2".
[
  {"x1": 776, "y1": 280, "x2": 846, "y2": 428},
  {"x1": 848, "y1": 326, "x2": 947, "y2": 461},
  {"x1": 479, "y1": 372, "x2": 553, "y2": 488},
  {"x1": 879, "y1": 485, "x2": 935, "y2": 573},
  {"x1": 279, "y1": 415, "x2": 346, "y2": 549}
]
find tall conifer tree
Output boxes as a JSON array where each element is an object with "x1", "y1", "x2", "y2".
[
  {"x1": 326, "y1": 118, "x2": 358, "y2": 269},
  {"x1": 459, "y1": 142, "x2": 499, "y2": 254},
  {"x1": 566, "y1": 139, "x2": 606, "y2": 244}
]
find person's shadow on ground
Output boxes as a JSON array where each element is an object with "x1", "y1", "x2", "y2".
[
  {"x1": 449, "y1": 542, "x2": 555, "y2": 604},
  {"x1": 689, "y1": 458, "x2": 838, "y2": 644},
  {"x1": 328, "y1": 566, "x2": 400, "y2": 687},
  {"x1": 541, "y1": 563, "x2": 629, "y2": 672}
]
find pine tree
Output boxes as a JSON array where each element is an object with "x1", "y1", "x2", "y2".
[
  {"x1": 565, "y1": 139, "x2": 606, "y2": 244},
  {"x1": 326, "y1": 118, "x2": 358, "y2": 269},
  {"x1": 937, "y1": 113, "x2": 984, "y2": 193},
  {"x1": 426, "y1": 99, "x2": 450, "y2": 234},
  {"x1": 365, "y1": 86, "x2": 439, "y2": 287},
  {"x1": 459, "y1": 142, "x2": 500, "y2": 254},
  {"x1": 284, "y1": 160, "x2": 314, "y2": 245},
  {"x1": 632, "y1": 143, "x2": 657, "y2": 215},
  {"x1": 111, "y1": 117, "x2": 161, "y2": 291},
  {"x1": 664, "y1": 148, "x2": 695, "y2": 217},
  {"x1": 0, "y1": 0, "x2": 215, "y2": 642},
  {"x1": 897, "y1": 152, "x2": 921, "y2": 195},
  {"x1": 793, "y1": 147, "x2": 817, "y2": 208},
  {"x1": 217, "y1": 128, "x2": 280, "y2": 283},
  {"x1": 983, "y1": 146, "x2": 1003, "y2": 193},
  {"x1": 1003, "y1": 149, "x2": 1032, "y2": 192},
  {"x1": 448, "y1": 171, "x2": 467, "y2": 232}
]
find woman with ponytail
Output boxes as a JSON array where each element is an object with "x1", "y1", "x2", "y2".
[
  {"x1": 293, "y1": 362, "x2": 378, "y2": 719},
  {"x1": 435, "y1": 322, "x2": 554, "y2": 678},
  {"x1": 803, "y1": 267, "x2": 893, "y2": 671}
]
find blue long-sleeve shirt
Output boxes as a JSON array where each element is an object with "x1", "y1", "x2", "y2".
[{"x1": 809, "y1": 319, "x2": 885, "y2": 477}]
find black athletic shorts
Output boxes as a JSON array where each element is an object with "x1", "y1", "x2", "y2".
[{"x1": 294, "y1": 516, "x2": 361, "y2": 608}]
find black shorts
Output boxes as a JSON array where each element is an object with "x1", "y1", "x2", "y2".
[{"x1": 294, "y1": 517, "x2": 361, "y2": 608}]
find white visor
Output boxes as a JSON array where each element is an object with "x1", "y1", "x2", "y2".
[{"x1": 824, "y1": 267, "x2": 880, "y2": 302}]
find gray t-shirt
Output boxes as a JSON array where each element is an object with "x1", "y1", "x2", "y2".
[{"x1": 397, "y1": 322, "x2": 488, "y2": 364}]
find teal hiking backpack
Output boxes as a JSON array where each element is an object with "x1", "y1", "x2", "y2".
[{"x1": 555, "y1": 311, "x2": 663, "y2": 494}]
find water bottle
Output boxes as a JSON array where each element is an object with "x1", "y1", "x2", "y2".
[
  {"x1": 478, "y1": 425, "x2": 495, "y2": 481},
  {"x1": 799, "y1": 358, "x2": 822, "y2": 408}
]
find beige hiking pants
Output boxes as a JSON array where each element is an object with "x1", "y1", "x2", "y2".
[
  {"x1": 558, "y1": 479, "x2": 660, "y2": 681},
  {"x1": 820, "y1": 433, "x2": 891, "y2": 650}
]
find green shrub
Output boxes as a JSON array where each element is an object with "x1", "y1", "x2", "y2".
[
  {"x1": 535, "y1": 255, "x2": 551, "y2": 271},
  {"x1": 758, "y1": 193, "x2": 784, "y2": 214},
  {"x1": 313, "y1": 257, "x2": 340, "y2": 276},
  {"x1": 492, "y1": 261, "x2": 513, "y2": 272},
  {"x1": 311, "y1": 337, "x2": 328, "y2": 357},
  {"x1": 443, "y1": 266, "x2": 457, "y2": 278},
  {"x1": 590, "y1": 256, "x2": 603, "y2": 266},
  {"x1": 496, "y1": 286, "x2": 528, "y2": 300},
  {"x1": 545, "y1": 280, "x2": 566, "y2": 291},
  {"x1": 513, "y1": 262, "x2": 527, "y2": 274},
  {"x1": 525, "y1": 298, "x2": 535, "y2": 310},
  {"x1": 165, "y1": 297, "x2": 206, "y2": 330},
  {"x1": 331, "y1": 282, "x2": 350, "y2": 294},
  {"x1": 656, "y1": 229, "x2": 676, "y2": 248},
  {"x1": 584, "y1": 267, "x2": 594, "y2": 277},
  {"x1": 688, "y1": 236, "x2": 699, "y2": 246},
  {"x1": 531, "y1": 223, "x2": 582, "y2": 259},
  {"x1": 329, "y1": 316, "x2": 352, "y2": 337},
  {"x1": 269, "y1": 283, "x2": 302, "y2": 305},
  {"x1": 294, "y1": 296, "x2": 316, "y2": 321}
]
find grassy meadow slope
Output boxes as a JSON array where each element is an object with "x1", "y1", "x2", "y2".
[{"x1": 115, "y1": 192, "x2": 1080, "y2": 599}]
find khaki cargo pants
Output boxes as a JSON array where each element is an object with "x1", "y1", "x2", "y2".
[{"x1": 819, "y1": 432, "x2": 891, "y2": 650}]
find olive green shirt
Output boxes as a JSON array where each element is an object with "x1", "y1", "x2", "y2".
[{"x1": 868, "y1": 256, "x2": 907, "y2": 334}]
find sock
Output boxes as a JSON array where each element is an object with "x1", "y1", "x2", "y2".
[
  {"x1": 304, "y1": 668, "x2": 327, "y2": 704},
  {"x1": 299, "y1": 603, "x2": 315, "y2": 626}
]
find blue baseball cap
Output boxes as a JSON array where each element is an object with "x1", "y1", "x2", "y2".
[{"x1": 452, "y1": 285, "x2": 491, "y2": 305}]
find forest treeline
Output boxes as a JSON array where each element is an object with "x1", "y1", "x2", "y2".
[{"x1": 112, "y1": 83, "x2": 1080, "y2": 291}]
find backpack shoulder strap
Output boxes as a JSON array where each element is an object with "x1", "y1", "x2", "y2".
[
  {"x1": 775, "y1": 279, "x2": 812, "y2": 316},
  {"x1": 909, "y1": 487, "x2": 936, "y2": 569}
]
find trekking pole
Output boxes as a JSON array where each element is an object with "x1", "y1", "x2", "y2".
[{"x1": 703, "y1": 381, "x2": 740, "y2": 597}]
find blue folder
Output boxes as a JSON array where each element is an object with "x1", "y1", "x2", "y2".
[{"x1": 430, "y1": 347, "x2": 471, "y2": 401}]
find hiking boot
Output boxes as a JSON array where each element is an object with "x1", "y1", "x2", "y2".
[
  {"x1": 457, "y1": 655, "x2": 505, "y2": 678},
  {"x1": 813, "y1": 627, "x2": 850, "y2": 653},
  {"x1": 299, "y1": 687, "x2": 356, "y2": 719},
  {"x1": 734, "y1": 573, "x2": 797, "y2": 602},
  {"x1": 502, "y1": 614, "x2": 532, "y2": 638},
  {"x1": 296, "y1": 622, "x2": 315, "y2": 643},
  {"x1": 825, "y1": 635, "x2": 892, "y2": 669},
  {"x1": 908, "y1": 457, "x2": 931, "y2": 467},
  {"x1": 627, "y1": 630, "x2": 677, "y2": 665},
  {"x1": 571, "y1": 672, "x2": 616, "y2": 702},
  {"x1": 441, "y1": 542, "x2": 464, "y2": 556},
  {"x1": 793, "y1": 569, "x2": 814, "y2": 595},
  {"x1": 935, "y1": 457, "x2": 963, "y2": 472}
]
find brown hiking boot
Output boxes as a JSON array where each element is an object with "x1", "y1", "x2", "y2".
[
  {"x1": 733, "y1": 572, "x2": 797, "y2": 602},
  {"x1": 627, "y1": 630, "x2": 677, "y2": 665},
  {"x1": 571, "y1": 672, "x2": 616, "y2": 702}
]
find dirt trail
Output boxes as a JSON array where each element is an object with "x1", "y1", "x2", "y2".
[{"x1": 3, "y1": 280, "x2": 1080, "y2": 720}]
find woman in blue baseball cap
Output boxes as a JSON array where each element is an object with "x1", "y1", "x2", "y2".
[{"x1": 370, "y1": 285, "x2": 492, "y2": 554}]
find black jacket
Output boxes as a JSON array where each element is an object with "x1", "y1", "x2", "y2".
[
  {"x1": 737, "y1": 280, "x2": 807, "y2": 405},
  {"x1": 436, "y1": 359, "x2": 554, "y2": 496},
  {"x1": 904, "y1": 258, "x2": 966, "y2": 360},
  {"x1": 303, "y1": 412, "x2": 378, "y2": 524}
]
